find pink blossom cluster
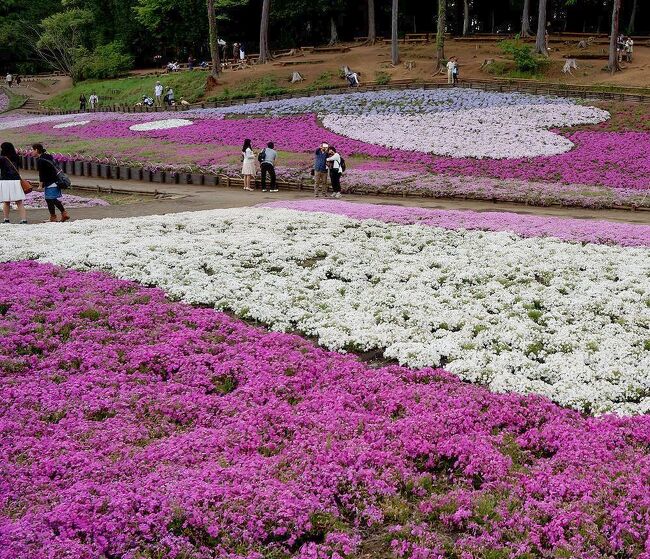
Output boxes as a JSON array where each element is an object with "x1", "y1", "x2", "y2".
[
  {"x1": 1, "y1": 261, "x2": 649, "y2": 559},
  {"x1": 260, "y1": 200, "x2": 650, "y2": 247},
  {"x1": 0, "y1": 91, "x2": 8, "y2": 113}
]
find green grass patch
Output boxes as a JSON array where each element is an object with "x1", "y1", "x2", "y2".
[
  {"x1": 1, "y1": 87, "x2": 27, "y2": 113},
  {"x1": 207, "y1": 76, "x2": 289, "y2": 102},
  {"x1": 43, "y1": 72, "x2": 209, "y2": 110}
]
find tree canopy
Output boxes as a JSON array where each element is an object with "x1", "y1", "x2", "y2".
[{"x1": 1, "y1": 0, "x2": 647, "y2": 75}]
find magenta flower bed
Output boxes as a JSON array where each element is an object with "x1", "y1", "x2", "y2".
[
  {"x1": 23, "y1": 115, "x2": 650, "y2": 191},
  {"x1": 261, "y1": 200, "x2": 650, "y2": 247},
  {"x1": 1, "y1": 261, "x2": 649, "y2": 559}
]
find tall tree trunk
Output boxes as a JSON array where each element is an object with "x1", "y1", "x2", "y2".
[
  {"x1": 435, "y1": 0, "x2": 446, "y2": 67},
  {"x1": 207, "y1": 0, "x2": 220, "y2": 79},
  {"x1": 535, "y1": 0, "x2": 548, "y2": 56},
  {"x1": 521, "y1": 0, "x2": 531, "y2": 37},
  {"x1": 463, "y1": 0, "x2": 470, "y2": 36},
  {"x1": 329, "y1": 16, "x2": 339, "y2": 45},
  {"x1": 391, "y1": 0, "x2": 399, "y2": 65},
  {"x1": 367, "y1": 0, "x2": 376, "y2": 44},
  {"x1": 608, "y1": 0, "x2": 621, "y2": 73},
  {"x1": 258, "y1": 0, "x2": 272, "y2": 64},
  {"x1": 628, "y1": 0, "x2": 637, "y2": 34}
]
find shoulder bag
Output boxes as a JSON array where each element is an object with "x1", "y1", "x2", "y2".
[{"x1": 1, "y1": 156, "x2": 32, "y2": 194}]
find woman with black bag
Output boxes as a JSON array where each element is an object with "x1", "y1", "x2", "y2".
[
  {"x1": 32, "y1": 143, "x2": 70, "y2": 223},
  {"x1": 0, "y1": 142, "x2": 27, "y2": 224}
]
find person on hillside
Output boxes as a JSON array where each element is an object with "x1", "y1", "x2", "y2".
[
  {"x1": 241, "y1": 139, "x2": 256, "y2": 191},
  {"x1": 0, "y1": 142, "x2": 27, "y2": 224},
  {"x1": 79, "y1": 93, "x2": 87, "y2": 111},
  {"x1": 326, "y1": 146, "x2": 343, "y2": 199},
  {"x1": 89, "y1": 93, "x2": 99, "y2": 110},
  {"x1": 446, "y1": 58, "x2": 455, "y2": 84},
  {"x1": 452, "y1": 58, "x2": 459, "y2": 84},
  {"x1": 260, "y1": 142, "x2": 278, "y2": 192},
  {"x1": 154, "y1": 81, "x2": 164, "y2": 106},
  {"x1": 188, "y1": 55, "x2": 195, "y2": 70},
  {"x1": 15, "y1": 75, "x2": 21, "y2": 86},
  {"x1": 239, "y1": 43, "x2": 246, "y2": 62},
  {"x1": 313, "y1": 142, "x2": 329, "y2": 198},
  {"x1": 32, "y1": 143, "x2": 69, "y2": 223},
  {"x1": 164, "y1": 87, "x2": 175, "y2": 107},
  {"x1": 5, "y1": 73, "x2": 12, "y2": 88},
  {"x1": 233, "y1": 43, "x2": 240, "y2": 63}
]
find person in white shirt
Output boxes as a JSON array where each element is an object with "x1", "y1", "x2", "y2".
[
  {"x1": 326, "y1": 146, "x2": 343, "y2": 198},
  {"x1": 89, "y1": 93, "x2": 99, "y2": 109},
  {"x1": 446, "y1": 59, "x2": 455, "y2": 84},
  {"x1": 5, "y1": 73, "x2": 12, "y2": 88},
  {"x1": 154, "y1": 81, "x2": 164, "y2": 106}
]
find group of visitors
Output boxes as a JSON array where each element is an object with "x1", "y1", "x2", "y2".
[
  {"x1": 0, "y1": 142, "x2": 69, "y2": 224},
  {"x1": 446, "y1": 57, "x2": 460, "y2": 85},
  {"x1": 79, "y1": 93, "x2": 99, "y2": 110},
  {"x1": 617, "y1": 34, "x2": 634, "y2": 63},
  {"x1": 313, "y1": 142, "x2": 344, "y2": 198},
  {"x1": 154, "y1": 81, "x2": 176, "y2": 107},
  {"x1": 5, "y1": 73, "x2": 21, "y2": 88},
  {"x1": 240, "y1": 140, "x2": 344, "y2": 198}
]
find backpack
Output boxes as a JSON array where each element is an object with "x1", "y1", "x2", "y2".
[
  {"x1": 258, "y1": 149, "x2": 266, "y2": 163},
  {"x1": 42, "y1": 157, "x2": 71, "y2": 189},
  {"x1": 339, "y1": 156, "x2": 346, "y2": 173}
]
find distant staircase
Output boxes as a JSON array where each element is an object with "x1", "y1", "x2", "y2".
[{"x1": 23, "y1": 97, "x2": 42, "y2": 112}]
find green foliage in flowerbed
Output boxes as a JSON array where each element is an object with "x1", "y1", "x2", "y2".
[{"x1": 43, "y1": 72, "x2": 208, "y2": 109}]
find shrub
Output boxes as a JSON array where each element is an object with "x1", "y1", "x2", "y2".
[
  {"x1": 375, "y1": 71, "x2": 392, "y2": 85},
  {"x1": 73, "y1": 42, "x2": 133, "y2": 82},
  {"x1": 499, "y1": 39, "x2": 546, "y2": 74}
]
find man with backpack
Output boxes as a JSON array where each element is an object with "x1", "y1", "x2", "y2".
[
  {"x1": 312, "y1": 143, "x2": 329, "y2": 197},
  {"x1": 259, "y1": 142, "x2": 278, "y2": 192},
  {"x1": 326, "y1": 146, "x2": 345, "y2": 198}
]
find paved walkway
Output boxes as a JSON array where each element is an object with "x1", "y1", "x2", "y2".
[{"x1": 19, "y1": 172, "x2": 650, "y2": 225}]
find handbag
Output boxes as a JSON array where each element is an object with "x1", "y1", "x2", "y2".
[{"x1": 1, "y1": 156, "x2": 32, "y2": 194}]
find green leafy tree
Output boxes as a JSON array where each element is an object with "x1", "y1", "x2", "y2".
[{"x1": 34, "y1": 8, "x2": 94, "y2": 79}]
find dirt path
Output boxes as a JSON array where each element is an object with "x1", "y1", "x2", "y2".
[{"x1": 19, "y1": 172, "x2": 650, "y2": 225}]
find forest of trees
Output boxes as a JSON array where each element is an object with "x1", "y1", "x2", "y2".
[{"x1": 0, "y1": 0, "x2": 646, "y2": 76}]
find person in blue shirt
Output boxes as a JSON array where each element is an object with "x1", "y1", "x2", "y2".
[{"x1": 313, "y1": 143, "x2": 329, "y2": 197}]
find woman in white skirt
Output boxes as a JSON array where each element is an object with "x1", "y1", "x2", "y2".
[
  {"x1": 241, "y1": 138, "x2": 256, "y2": 191},
  {"x1": 0, "y1": 142, "x2": 27, "y2": 224}
]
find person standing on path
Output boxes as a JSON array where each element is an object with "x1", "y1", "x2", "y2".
[
  {"x1": 89, "y1": 93, "x2": 99, "y2": 110},
  {"x1": 5, "y1": 73, "x2": 12, "y2": 88},
  {"x1": 313, "y1": 143, "x2": 329, "y2": 197},
  {"x1": 326, "y1": 146, "x2": 343, "y2": 199},
  {"x1": 446, "y1": 58, "x2": 456, "y2": 85},
  {"x1": 260, "y1": 142, "x2": 278, "y2": 192},
  {"x1": 32, "y1": 143, "x2": 69, "y2": 223},
  {"x1": 154, "y1": 81, "x2": 164, "y2": 106},
  {"x1": 0, "y1": 142, "x2": 27, "y2": 224},
  {"x1": 241, "y1": 139, "x2": 257, "y2": 191},
  {"x1": 79, "y1": 93, "x2": 87, "y2": 111}
]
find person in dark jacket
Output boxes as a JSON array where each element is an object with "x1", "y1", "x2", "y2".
[
  {"x1": 32, "y1": 143, "x2": 69, "y2": 223},
  {"x1": 313, "y1": 142, "x2": 329, "y2": 197},
  {"x1": 79, "y1": 93, "x2": 87, "y2": 111},
  {"x1": 0, "y1": 142, "x2": 27, "y2": 223}
]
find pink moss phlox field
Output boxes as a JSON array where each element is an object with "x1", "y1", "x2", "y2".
[
  {"x1": 260, "y1": 200, "x2": 650, "y2": 247},
  {"x1": 1, "y1": 262, "x2": 650, "y2": 559},
  {"x1": 21, "y1": 113, "x2": 650, "y2": 191}
]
